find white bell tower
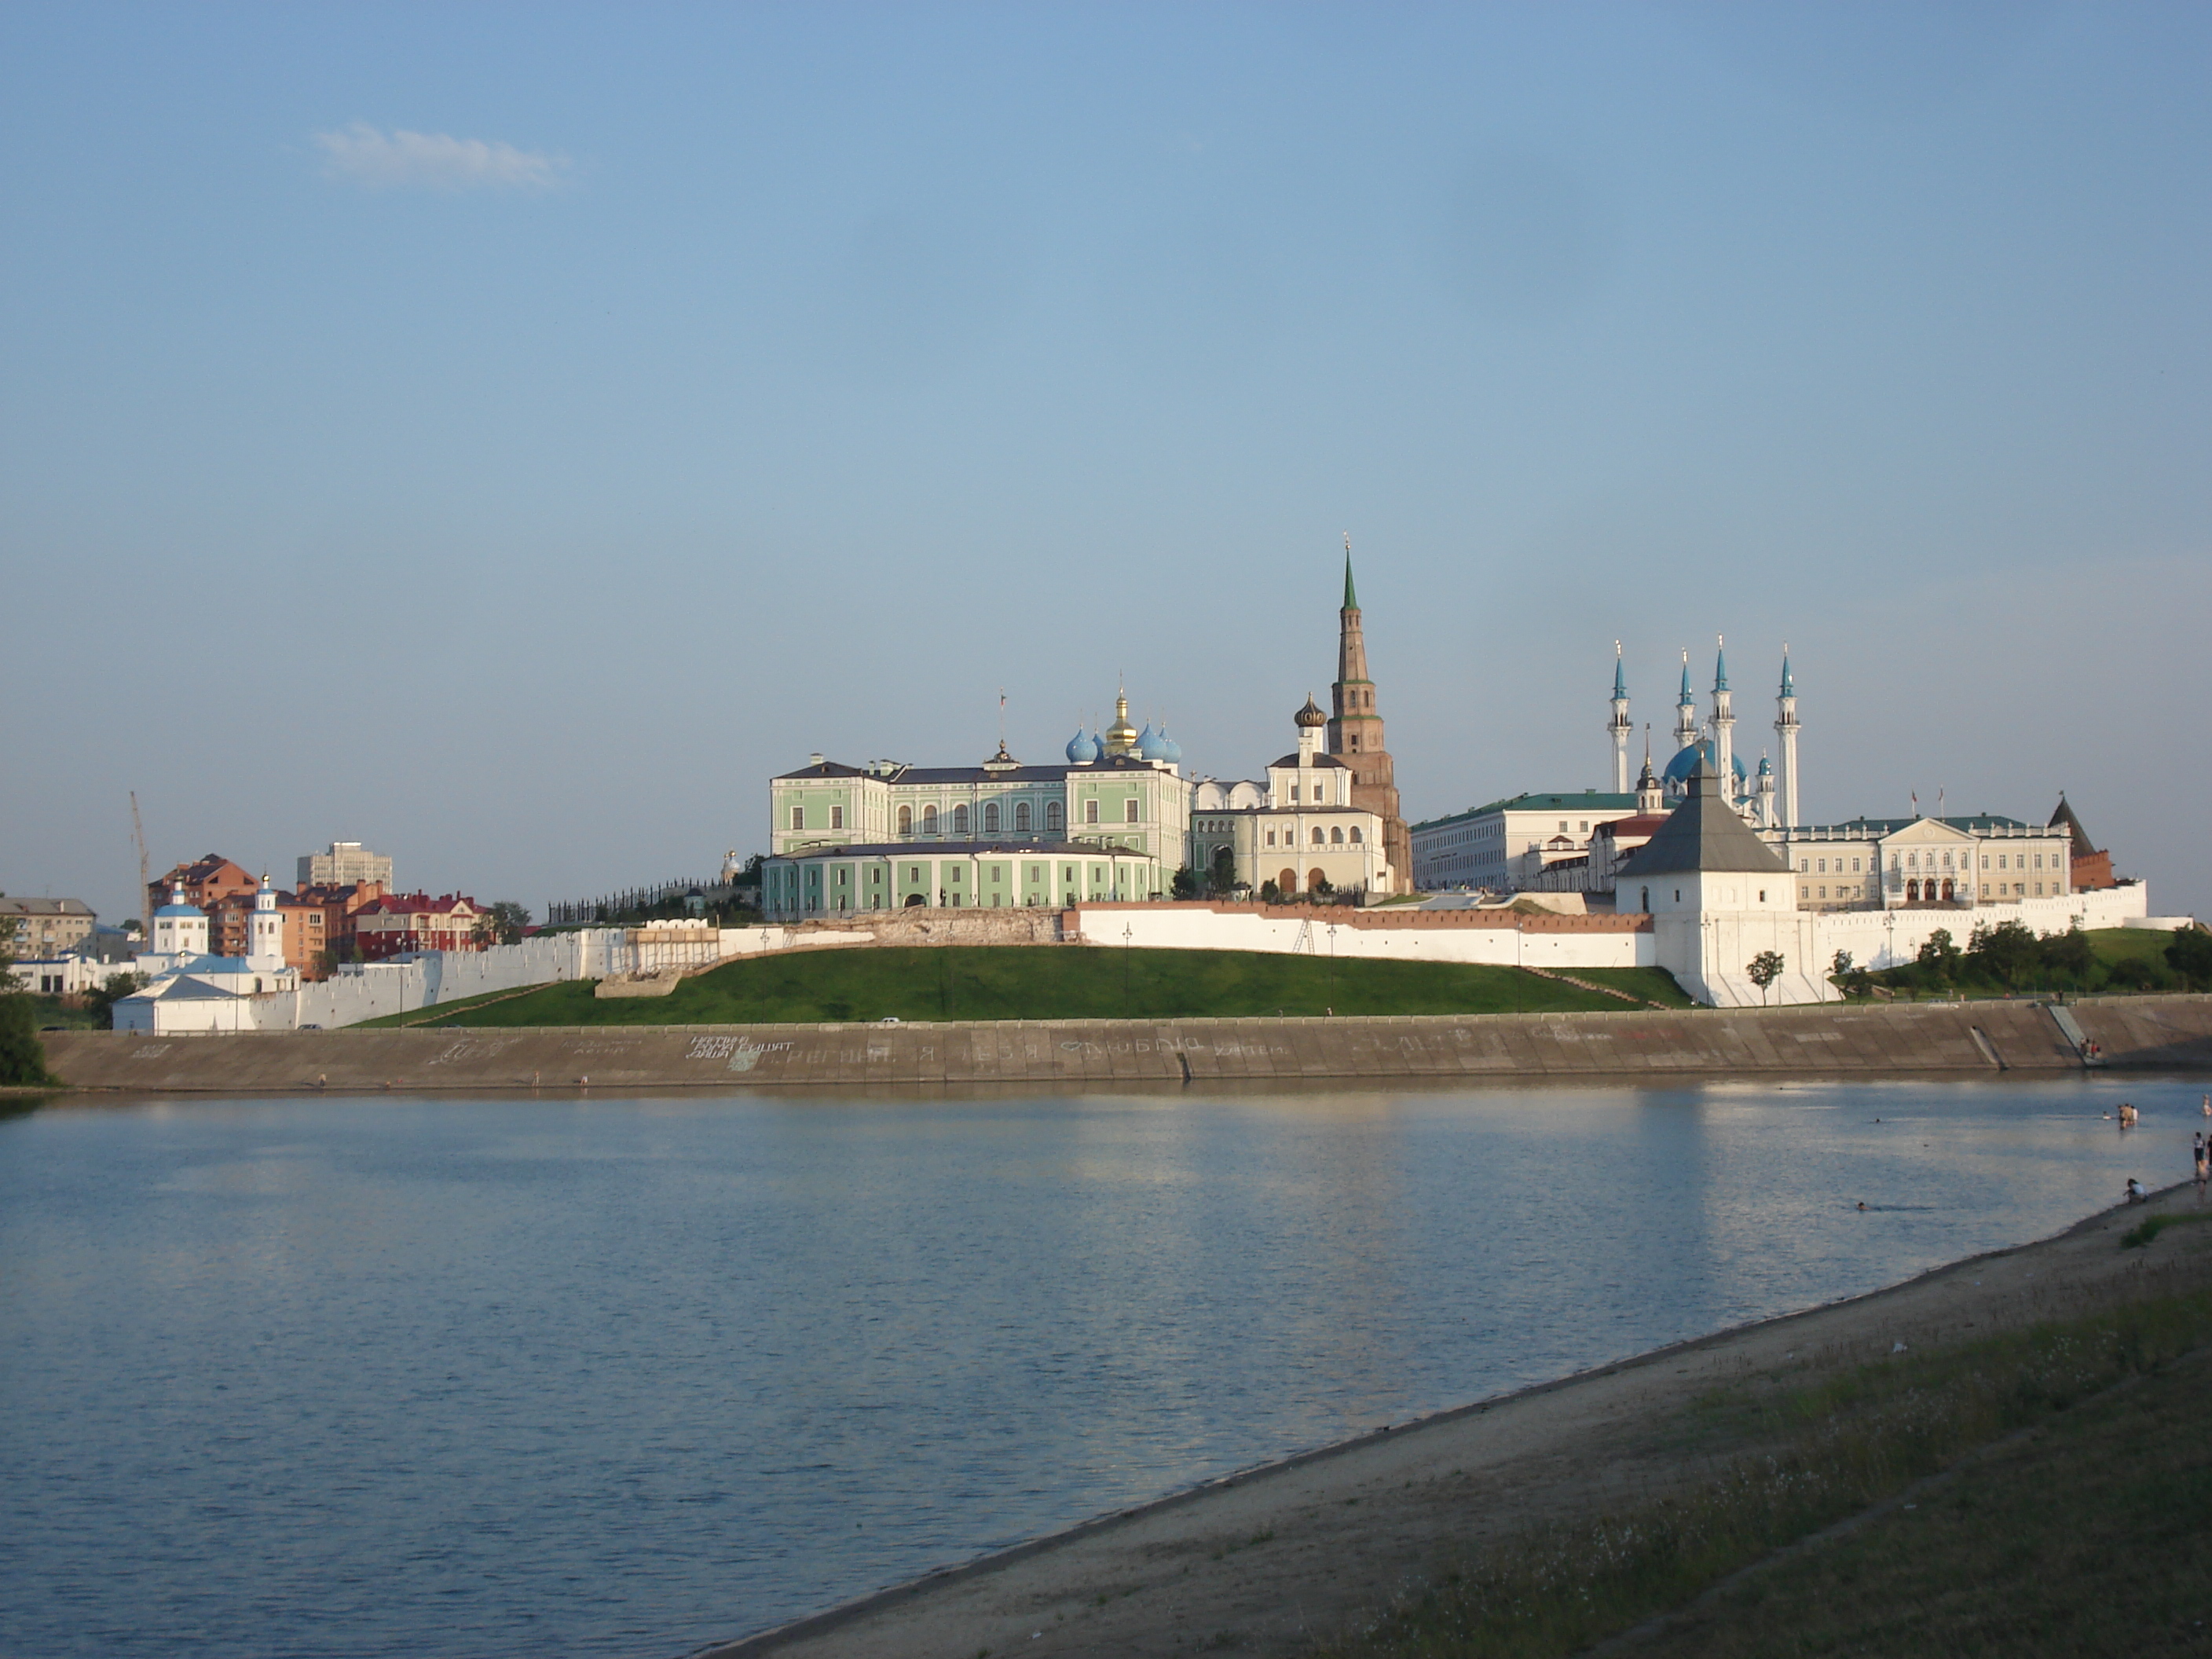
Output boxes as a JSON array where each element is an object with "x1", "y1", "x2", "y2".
[{"x1": 247, "y1": 873, "x2": 286, "y2": 971}]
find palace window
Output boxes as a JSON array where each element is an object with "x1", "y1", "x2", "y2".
[
  {"x1": 898, "y1": 805, "x2": 913, "y2": 834},
  {"x1": 1331, "y1": 826, "x2": 1344, "y2": 844},
  {"x1": 1312, "y1": 827, "x2": 1325, "y2": 846},
  {"x1": 1124, "y1": 799, "x2": 1139, "y2": 823},
  {"x1": 790, "y1": 806, "x2": 804, "y2": 831},
  {"x1": 921, "y1": 805, "x2": 939, "y2": 834},
  {"x1": 830, "y1": 806, "x2": 844, "y2": 830},
  {"x1": 1265, "y1": 830, "x2": 1276, "y2": 846},
  {"x1": 1014, "y1": 801, "x2": 1031, "y2": 832},
  {"x1": 1350, "y1": 826, "x2": 1363, "y2": 844},
  {"x1": 1046, "y1": 802, "x2": 1064, "y2": 831},
  {"x1": 953, "y1": 804, "x2": 969, "y2": 835},
  {"x1": 1085, "y1": 800, "x2": 1100, "y2": 825},
  {"x1": 983, "y1": 802, "x2": 1000, "y2": 833}
]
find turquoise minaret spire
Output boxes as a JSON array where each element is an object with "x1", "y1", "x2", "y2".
[
  {"x1": 1672, "y1": 650, "x2": 1698, "y2": 757},
  {"x1": 1606, "y1": 641, "x2": 1632, "y2": 793},
  {"x1": 1774, "y1": 643, "x2": 1800, "y2": 830},
  {"x1": 1711, "y1": 634, "x2": 1735, "y2": 808}
]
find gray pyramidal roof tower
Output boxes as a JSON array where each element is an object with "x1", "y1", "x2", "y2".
[{"x1": 1616, "y1": 755, "x2": 1788, "y2": 881}]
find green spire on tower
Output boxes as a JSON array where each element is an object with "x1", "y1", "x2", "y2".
[{"x1": 1342, "y1": 532, "x2": 1359, "y2": 610}]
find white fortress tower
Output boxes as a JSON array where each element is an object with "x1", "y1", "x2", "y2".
[
  {"x1": 1774, "y1": 648, "x2": 1801, "y2": 830},
  {"x1": 247, "y1": 873, "x2": 286, "y2": 972},
  {"x1": 1607, "y1": 643, "x2": 1632, "y2": 793},
  {"x1": 1672, "y1": 652, "x2": 1698, "y2": 755},
  {"x1": 1710, "y1": 636, "x2": 1734, "y2": 804}
]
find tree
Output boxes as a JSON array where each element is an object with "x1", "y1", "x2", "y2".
[
  {"x1": 2167, "y1": 926, "x2": 2212, "y2": 991},
  {"x1": 71, "y1": 972, "x2": 148, "y2": 1030},
  {"x1": 1258, "y1": 880, "x2": 1282, "y2": 904},
  {"x1": 1916, "y1": 928, "x2": 1961, "y2": 982},
  {"x1": 1831, "y1": 948, "x2": 1855, "y2": 979},
  {"x1": 0, "y1": 914, "x2": 57, "y2": 1086},
  {"x1": 474, "y1": 902, "x2": 531, "y2": 947},
  {"x1": 1968, "y1": 919, "x2": 2041, "y2": 988},
  {"x1": 1170, "y1": 866, "x2": 1199, "y2": 901},
  {"x1": 2042, "y1": 924, "x2": 2095, "y2": 983},
  {"x1": 1747, "y1": 950, "x2": 1785, "y2": 1005}
]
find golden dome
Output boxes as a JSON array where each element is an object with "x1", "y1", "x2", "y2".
[{"x1": 1104, "y1": 691, "x2": 1140, "y2": 755}]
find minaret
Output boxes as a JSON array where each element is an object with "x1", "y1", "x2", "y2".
[
  {"x1": 1756, "y1": 754, "x2": 1776, "y2": 828},
  {"x1": 1773, "y1": 646, "x2": 1800, "y2": 830},
  {"x1": 1672, "y1": 651, "x2": 1698, "y2": 756},
  {"x1": 1635, "y1": 727, "x2": 1664, "y2": 815},
  {"x1": 1606, "y1": 643, "x2": 1632, "y2": 794},
  {"x1": 1710, "y1": 635, "x2": 1734, "y2": 807},
  {"x1": 247, "y1": 873, "x2": 286, "y2": 971},
  {"x1": 1325, "y1": 537, "x2": 1409, "y2": 892}
]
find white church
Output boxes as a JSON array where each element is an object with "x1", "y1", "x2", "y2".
[{"x1": 113, "y1": 877, "x2": 301, "y2": 1032}]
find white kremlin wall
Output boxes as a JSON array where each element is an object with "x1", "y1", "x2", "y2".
[
  {"x1": 126, "y1": 923, "x2": 859, "y2": 1034},
  {"x1": 120, "y1": 884, "x2": 2172, "y2": 1031},
  {"x1": 1074, "y1": 904, "x2": 1651, "y2": 969}
]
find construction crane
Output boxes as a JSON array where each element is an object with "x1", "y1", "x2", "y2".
[{"x1": 130, "y1": 791, "x2": 151, "y2": 944}]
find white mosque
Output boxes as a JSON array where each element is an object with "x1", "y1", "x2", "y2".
[{"x1": 1607, "y1": 638, "x2": 1799, "y2": 828}]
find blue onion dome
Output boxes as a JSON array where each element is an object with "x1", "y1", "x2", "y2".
[
  {"x1": 1157, "y1": 727, "x2": 1183, "y2": 764},
  {"x1": 1136, "y1": 723, "x2": 1173, "y2": 762},
  {"x1": 1065, "y1": 727, "x2": 1101, "y2": 764},
  {"x1": 1757, "y1": 755, "x2": 1773, "y2": 775}
]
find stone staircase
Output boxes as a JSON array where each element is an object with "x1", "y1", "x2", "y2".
[{"x1": 1522, "y1": 964, "x2": 1672, "y2": 1009}]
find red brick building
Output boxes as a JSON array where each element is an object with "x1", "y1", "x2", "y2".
[{"x1": 353, "y1": 894, "x2": 486, "y2": 961}]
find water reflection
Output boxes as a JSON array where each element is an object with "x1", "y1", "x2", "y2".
[{"x1": 0, "y1": 1077, "x2": 2199, "y2": 1659}]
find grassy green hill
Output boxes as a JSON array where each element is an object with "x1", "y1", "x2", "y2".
[{"x1": 360, "y1": 947, "x2": 1691, "y2": 1028}]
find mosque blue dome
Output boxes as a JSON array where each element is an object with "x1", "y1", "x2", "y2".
[
  {"x1": 1065, "y1": 728, "x2": 1101, "y2": 764},
  {"x1": 1661, "y1": 739, "x2": 1748, "y2": 789}
]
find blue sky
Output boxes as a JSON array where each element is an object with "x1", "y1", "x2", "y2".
[{"x1": 4, "y1": 2, "x2": 2207, "y2": 923}]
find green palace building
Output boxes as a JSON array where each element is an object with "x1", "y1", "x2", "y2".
[{"x1": 760, "y1": 690, "x2": 1192, "y2": 917}]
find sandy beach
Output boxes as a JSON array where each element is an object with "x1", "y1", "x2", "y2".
[{"x1": 698, "y1": 1182, "x2": 2212, "y2": 1659}]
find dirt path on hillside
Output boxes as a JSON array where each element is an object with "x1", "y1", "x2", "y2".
[{"x1": 694, "y1": 1187, "x2": 2212, "y2": 1659}]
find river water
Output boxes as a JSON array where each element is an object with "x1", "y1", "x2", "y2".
[{"x1": 2, "y1": 1076, "x2": 2204, "y2": 1657}]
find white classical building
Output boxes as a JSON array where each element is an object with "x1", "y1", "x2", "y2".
[{"x1": 1188, "y1": 697, "x2": 1392, "y2": 898}]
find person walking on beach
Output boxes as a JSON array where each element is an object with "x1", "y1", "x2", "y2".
[{"x1": 2195, "y1": 1133, "x2": 2207, "y2": 1194}]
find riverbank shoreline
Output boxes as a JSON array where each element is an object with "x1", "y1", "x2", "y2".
[
  {"x1": 695, "y1": 1185, "x2": 2212, "y2": 1659},
  {"x1": 36, "y1": 994, "x2": 2212, "y2": 1095}
]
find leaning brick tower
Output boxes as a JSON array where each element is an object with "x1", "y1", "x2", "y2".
[{"x1": 1324, "y1": 543, "x2": 1412, "y2": 893}]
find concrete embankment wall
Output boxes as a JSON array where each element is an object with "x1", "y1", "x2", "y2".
[{"x1": 39, "y1": 994, "x2": 2212, "y2": 1094}]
